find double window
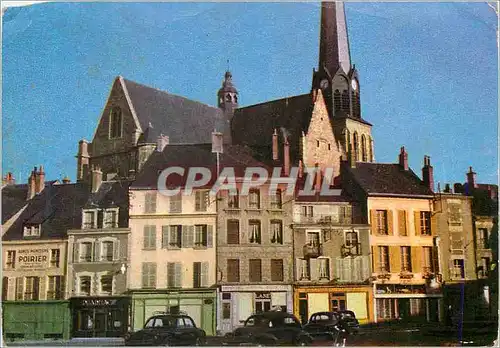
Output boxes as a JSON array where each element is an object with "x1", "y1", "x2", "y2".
[
  {"x1": 83, "y1": 211, "x2": 96, "y2": 229},
  {"x1": 143, "y1": 225, "x2": 157, "y2": 249},
  {"x1": 419, "y1": 212, "x2": 431, "y2": 235},
  {"x1": 167, "y1": 262, "x2": 182, "y2": 288},
  {"x1": 142, "y1": 262, "x2": 157, "y2": 289},
  {"x1": 23, "y1": 224, "x2": 41, "y2": 237},
  {"x1": 47, "y1": 276, "x2": 64, "y2": 300},
  {"x1": 228, "y1": 189, "x2": 239, "y2": 209},
  {"x1": 6, "y1": 250, "x2": 16, "y2": 269},
  {"x1": 400, "y1": 246, "x2": 412, "y2": 272},
  {"x1": 249, "y1": 220, "x2": 261, "y2": 244},
  {"x1": 249, "y1": 189, "x2": 260, "y2": 209},
  {"x1": 452, "y1": 259, "x2": 465, "y2": 279},
  {"x1": 194, "y1": 225, "x2": 208, "y2": 247},
  {"x1": 378, "y1": 246, "x2": 390, "y2": 273},
  {"x1": 193, "y1": 262, "x2": 209, "y2": 288},
  {"x1": 270, "y1": 189, "x2": 282, "y2": 209},
  {"x1": 478, "y1": 228, "x2": 489, "y2": 249},
  {"x1": 24, "y1": 277, "x2": 40, "y2": 300},
  {"x1": 195, "y1": 191, "x2": 209, "y2": 212},
  {"x1": 270, "y1": 220, "x2": 283, "y2": 244},
  {"x1": 50, "y1": 249, "x2": 60, "y2": 267}
]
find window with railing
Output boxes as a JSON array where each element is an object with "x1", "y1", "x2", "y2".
[
  {"x1": 451, "y1": 259, "x2": 465, "y2": 279},
  {"x1": 270, "y1": 220, "x2": 283, "y2": 244},
  {"x1": 376, "y1": 210, "x2": 388, "y2": 235},
  {"x1": 24, "y1": 276, "x2": 40, "y2": 300},
  {"x1": 319, "y1": 258, "x2": 330, "y2": 280},
  {"x1": 478, "y1": 228, "x2": 489, "y2": 249},
  {"x1": 249, "y1": 220, "x2": 261, "y2": 244},
  {"x1": 423, "y1": 246, "x2": 433, "y2": 273},
  {"x1": 345, "y1": 231, "x2": 359, "y2": 255},
  {"x1": 400, "y1": 246, "x2": 412, "y2": 272},
  {"x1": 249, "y1": 189, "x2": 260, "y2": 209},
  {"x1": 378, "y1": 246, "x2": 390, "y2": 273},
  {"x1": 420, "y1": 211, "x2": 431, "y2": 236},
  {"x1": 168, "y1": 225, "x2": 182, "y2": 248},
  {"x1": 270, "y1": 189, "x2": 282, "y2": 209},
  {"x1": 299, "y1": 259, "x2": 310, "y2": 280},
  {"x1": 227, "y1": 189, "x2": 239, "y2": 209},
  {"x1": 50, "y1": 249, "x2": 60, "y2": 267}
]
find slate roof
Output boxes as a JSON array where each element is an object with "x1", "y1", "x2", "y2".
[
  {"x1": 232, "y1": 94, "x2": 313, "y2": 150},
  {"x1": 3, "y1": 182, "x2": 90, "y2": 241},
  {"x1": 2, "y1": 184, "x2": 29, "y2": 224},
  {"x1": 345, "y1": 162, "x2": 434, "y2": 197},
  {"x1": 131, "y1": 144, "x2": 272, "y2": 189},
  {"x1": 121, "y1": 78, "x2": 224, "y2": 144}
]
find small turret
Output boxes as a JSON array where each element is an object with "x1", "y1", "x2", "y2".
[{"x1": 217, "y1": 71, "x2": 239, "y2": 145}]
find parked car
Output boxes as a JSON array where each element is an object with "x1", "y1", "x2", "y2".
[
  {"x1": 124, "y1": 312, "x2": 206, "y2": 346},
  {"x1": 336, "y1": 310, "x2": 360, "y2": 334},
  {"x1": 222, "y1": 310, "x2": 313, "y2": 346},
  {"x1": 303, "y1": 311, "x2": 359, "y2": 346}
]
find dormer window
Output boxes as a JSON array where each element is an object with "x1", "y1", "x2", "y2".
[
  {"x1": 23, "y1": 224, "x2": 41, "y2": 237},
  {"x1": 104, "y1": 209, "x2": 118, "y2": 229},
  {"x1": 109, "y1": 106, "x2": 122, "y2": 139},
  {"x1": 82, "y1": 210, "x2": 97, "y2": 229}
]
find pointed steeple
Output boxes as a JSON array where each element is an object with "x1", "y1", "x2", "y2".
[{"x1": 319, "y1": 1, "x2": 351, "y2": 76}]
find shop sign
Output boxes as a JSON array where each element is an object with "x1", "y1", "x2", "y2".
[
  {"x1": 255, "y1": 292, "x2": 271, "y2": 299},
  {"x1": 81, "y1": 298, "x2": 118, "y2": 306},
  {"x1": 17, "y1": 248, "x2": 50, "y2": 270}
]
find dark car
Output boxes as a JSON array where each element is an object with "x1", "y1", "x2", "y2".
[
  {"x1": 222, "y1": 311, "x2": 313, "y2": 346},
  {"x1": 124, "y1": 313, "x2": 206, "y2": 346},
  {"x1": 337, "y1": 310, "x2": 360, "y2": 334},
  {"x1": 303, "y1": 311, "x2": 359, "y2": 345}
]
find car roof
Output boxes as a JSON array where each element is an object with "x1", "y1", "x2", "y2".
[
  {"x1": 311, "y1": 312, "x2": 336, "y2": 316},
  {"x1": 249, "y1": 312, "x2": 295, "y2": 319}
]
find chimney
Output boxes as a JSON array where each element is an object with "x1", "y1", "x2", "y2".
[
  {"x1": 444, "y1": 184, "x2": 452, "y2": 193},
  {"x1": 284, "y1": 138, "x2": 290, "y2": 176},
  {"x1": 27, "y1": 167, "x2": 37, "y2": 200},
  {"x1": 272, "y1": 129, "x2": 279, "y2": 161},
  {"x1": 422, "y1": 155, "x2": 434, "y2": 192},
  {"x1": 314, "y1": 165, "x2": 322, "y2": 191},
  {"x1": 62, "y1": 176, "x2": 71, "y2": 184},
  {"x1": 349, "y1": 143, "x2": 356, "y2": 168},
  {"x1": 454, "y1": 183, "x2": 464, "y2": 194},
  {"x1": 399, "y1": 146, "x2": 408, "y2": 171},
  {"x1": 467, "y1": 166, "x2": 477, "y2": 189},
  {"x1": 91, "y1": 166, "x2": 103, "y2": 193},
  {"x1": 3, "y1": 172, "x2": 15, "y2": 185},
  {"x1": 156, "y1": 134, "x2": 169, "y2": 152},
  {"x1": 77, "y1": 139, "x2": 90, "y2": 182},
  {"x1": 298, "y1": 160, "x2": 304, "y2": 178},
  {"x1": 35, "y1": 165, "x2": 45, "y2": 194}
]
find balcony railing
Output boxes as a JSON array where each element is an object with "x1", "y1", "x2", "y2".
[
  {"x1": 303, "y1": 243, "x2": 322, "y2": 259},
  {"x1": 341, "y1": 243, "x2": 361, "y2": 257},
  {"x1": 296, "y1": 214, "x2": 352, "y2": 225},
  {"x1": 422, "y1": 266, "x2": 435, "y2": 279}
]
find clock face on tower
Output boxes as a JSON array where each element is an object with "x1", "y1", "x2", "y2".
[
  {"x1": 351, "y1": 79, "x2": 358, "y2": 91},
  {"x1": 320, "y1": 79, "x2": 329, "y2": 90}
]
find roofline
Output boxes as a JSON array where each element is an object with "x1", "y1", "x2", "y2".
[
  {"x1": 119, "y1": 76, "x2": 143, "y2": 132},
  {"x1": 236, "y1": 93, "x2": 311, "y2": 111},
  {"x1": 367, "y1": 193, "x2": 434, "y2": 199},
  {"x1": 2, "y1": 238, "x2": 67, "y2": 245}
]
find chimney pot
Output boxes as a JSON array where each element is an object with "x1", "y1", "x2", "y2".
[
  {"x1": 422, "y1": 155, "x2": 434, "y2": 192},
  {"x1": 399, "y1": 146, "x2": 409, "y2": 171},
  {"x1": 283, "y1": 138, "x2": 290, "y2": 176},
  {"x1": 466, "y1": 166, "x2": 477, "y2": 189},
  {"x1": 272, "y1": 129, "x2": 279, "y2": 161}
]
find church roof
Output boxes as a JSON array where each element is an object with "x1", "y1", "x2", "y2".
[
  {"x1": 121, "y1": 78, "x2": 224, "y2": 144},
  {"x1": 345, "y1": 162, "x2": 434, "y2": 198},
  {"x1": 1, "y1": 184, "x2": 29, "y2": 224},
  {"x1": 232, "y1": 93, "x2": 313, "y2": 148}
]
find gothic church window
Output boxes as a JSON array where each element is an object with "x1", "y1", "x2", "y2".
[
  {"x1": 353, "y1": 132, "x2": 359, "y2": 161},
  {"x1": 361, "y1": 135, "x2": 367, "y2": 162},
  {"x1": 334, "y1": 90, "x2": 341, "y2": 112},
  {"x1": 109, "y1": 107, "x2": 122, "y2": 139},
  {"x1": 341, "y1": 90, "x2": 349, "y2": 112}
]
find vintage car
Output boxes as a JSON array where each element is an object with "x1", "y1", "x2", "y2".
[
  {"x1": 336, "y1": 310, "x2": 360, "y2": 334},
  {"x1": 124, "y1": 312, "x2": 206, "y2": 346},
  {"x1": 302, "y1": 311, "x2": 359, "y2": 345},
  {"x1": 222, "y1": 310, "x2": 313, "y2": 346}
]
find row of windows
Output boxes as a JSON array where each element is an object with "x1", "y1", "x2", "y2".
[
  {"x1": 225, "y1": 259, "x2": 284, "y2": 283},
  {"x1": 82, "y1": 209, "x2": 119, "y2": 229},
  {"x1": 343, "y1": 130, "x2": 373, "y2": 163},
  {"x1": 226, "y1": 220, "x2": 284, "y2": 245},
  {"x1": 2, "y1": 276, "x2": 64, "y2": 301},
  {"x1": 144, "y1": 189, "x2": 283, "y2": 214},
  {"x1": 77, "y1": 274, "x2": 114, "y2": 296},
  {"x1": 141, "y1": 262, "x2": 210, "y2": 289},
  {"x1": 143, "y1": 225, "x2": 214, "y2": 249},
  {"x1": 5, "y1": 249, "x2": 60, "y2": 269},
  {"x1": 299, "y1": 205, "x2": 352, "y2": 224},
  {"x1": 372, "y1": 210, "x2": 431, "y2": 236},
  {"x1": 75, "y1": 240, "x2": 119, "y2": 263},
  {"x1": 374, "y1": 246, "x2": 436, "y2": 274},
  {"x1": 333, "y1": 90, "x2": 360, "y2": 118}
]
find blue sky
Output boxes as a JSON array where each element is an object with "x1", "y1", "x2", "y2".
[{"x1": 2, "y1": 2, "x2": 498, "y2": 187}]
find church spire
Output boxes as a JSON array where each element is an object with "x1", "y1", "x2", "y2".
[{"x1": 318, "y1": 1, "x2": 351, "y2": 76}]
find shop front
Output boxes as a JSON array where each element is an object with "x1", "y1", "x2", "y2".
[
  {"x1": 217, "y1": 285, "x2": 293, "y2": 334},
  {"x1": 70, "y1": 297, "x2": 130, "y2": 338},
  {"x1": 373, "y1": 284, "x2": 443, "y2": 323},
  {"x1": 293, "y1": 285, "x2": 373, "y2": 325},
  {"x1": 130, "y1": 289, "x2": 216, "y2": 336}
]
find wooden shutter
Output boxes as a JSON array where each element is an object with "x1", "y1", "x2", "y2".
[
  {"x1": 175, "y1": 263, "x2": 182, "y2": 288},
  {"x1": 361, "y1": 256, "x2": 370, "y2": 281},
  {"x1": 193, "y1": 262, "x2": 201, "y2": 287},
  {"x1": 353, "y1": 257, "x2": 361, "y2": 282},
  {"x1": 310, "y1": 258, "x2": 319, "y2": 281},
  {"x1": 195, "y1": 192, "x2": 201, "y2": 211},
  {"x1": 207, "y1": 225, "x2": 213, "y2": 248},
  {"x1": 335, "y1": 258, "x2": 343, "y2": 282},
  {"x1": 73, "y1": 242, "x2": 79, "y2": 263},
  {"x1": 432, "y1": 246, "x2": 439, "y2": 273},
  {"x1": 151, "y1": 226, "x2": 157, "y2": 249},
  {"x1": 16, "y1": 277, "x2": 23, "y2": 300},
  {"x1": 411, "y1": 246, "x2": 422, "y2": 273},
  {"x1": 201, "y1": 262, "x2": 209, "y2": 287},
  {"x1": 387, "y1": 210, "x2": 394, "y2": 235},
  {"x1": 370, "y1": 210, "x2": 376, "y2": 234},
  {"x1": 114, "y1": 240, "x2": 120, "y2": 261},
  {"x1": 162, "y1": 226, "x2": 169, "y2": 248},
  {"x1": 372, "y1": 246, "x2": 379, "y2": 273},
  {"x1": 142, "y1": 263, "x2": 148, "y2": 287},
  {"x1": 167, "y1": 262, "x2": 175, "y2": 287},
  {"x1": 187, "y1": 226, "x2": 194, "y2": 248},
  {"x1": 181, "y1": 226, "x2": 188, "y2": 248},
  {"x1": 227, "y1": 220, "x2": 240, "y2": 244},
  {"x1": 37, "y1": 276, "x2": 44, "y2": 300},
  {"x1": 389, "y1": 246, "x2": 400, "y2": 273},
  {"x1": 143, "y1": 226, "x2": 149, "y2": 249},
  {"x1": 94, "y1": 241, "x2": 101, "y2": 261},
  {"x1": 414, "y1": 211, "x2": 421, "y2": 236},
  {"x1": 169, "y1": 226, "x2": 177, "y2": 247},
  {"x1": 398, "y1": 210, "x2": 407, "y2": 236},
  {"x1": 60, "y1": 276, "x2": 66, "y2": 299},
  {"x1": 7, "y1": 277, "x2": 15, "y2": 301}
]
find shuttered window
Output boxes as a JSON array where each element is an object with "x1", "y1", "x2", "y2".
[
  {"x1": 195, "y1": 191, "x2": 209, "y2": 212},
  {"x1": 144, "y1": 192, "x2": 157, "y2": 214},
  {"x1": 47, "y1": 276, "x2": 64, "y2": 300},
  {"x1": 227, "y1": 259, "x2": 240, "y2": 282},
  {"x1": 420, "y1": 212, "x2": 431, "y2": 235},
  {"x1": 376, "y1": 210, "x2": 388, "y2": 235},
  {"x1": 249, "y1": 189, "x2": 260, "y2": 209},
  {"x1": 15, "y1": 277, "x2": 24, "y2": 300},
  {"x1": 227, "y1": 220, "x2": 240, "y2": 244},
  {"x1": 398, "y1": 210, "x2": 407, "y2": 236},
  {"x1": 401, "y1": 246, "x2": 412, "y2": 272},
  {"x1": 193, "y1": 262, "x2": 209, "y2": 288},
  {"x1": 6, "y1": 251, "x2": 16, "y2": 269},
  {"x1": 249, "y1": 259, "x2": 262, "y2": 282},
  {"x1": 80, "y1": 276, "x2": 91, "y2": 295},
  {"x1": 2, "y1": 277, "x2": 8, "y2": 301},
  {"x1": 143, "y1": 225, "x2": 157, "y2": 249},
  {"x1": 167, "y1": 262, "x2": 182, "y2": 288},
  {"x1": 168, "y1": 225, "x2": 182, "y2": 248},
  {"x1": 423, "y1": 247, "x2": 433, "y2": 273},
  {"x1": 142, "y1": 262, "x2": 157, "y2": 289},
  {"x1": 270, "y1": 220, "x2": 283, "y2": 244},
  {"x1": 378, "y1": 246, "x2": 390, "y2": 273},
  {"x1": 249, "y1": 220, "x2": 261, "y2": 244},
  {"x1": 271, "y1": 259, "x2": 284, "y2": 282},
  {"x1": 169, "y1": 193, "x2": 182, "y2": 213},
  {"x1": 194, "y1": 225, "x2": 208, "y2": 247}
]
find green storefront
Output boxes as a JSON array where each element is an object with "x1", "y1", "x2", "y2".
[
  {"x1": 130, "y1": 289, "x2": 216, "y2": 336},
  {"x1": 2, "y1": 300, "x2": 71, "y2": 342}
]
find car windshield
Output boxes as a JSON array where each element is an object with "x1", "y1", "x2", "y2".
[{"x1": 340, "y1": 312, "x2": 355, "y2": 319}]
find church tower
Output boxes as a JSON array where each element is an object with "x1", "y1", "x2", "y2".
[
  {"x1": 218, "y1": 71, "x2": 239, "y2": 144},
  {"x1": 312, "y1": 1, "x2": 374, "y2": 163}
]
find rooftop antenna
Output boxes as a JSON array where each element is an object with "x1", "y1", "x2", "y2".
[{"x1": 227, "y1": 59, "x2": 230, "y2": 72}]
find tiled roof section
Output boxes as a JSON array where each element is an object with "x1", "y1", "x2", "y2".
[
  {"x1": 122, "y1": 78, "x2": 224, "y2": 144},
  {"x1": 2, "y1": 184, "x2": 29, "y2": 224},
  {"x1": 232, "y1": 94, "x2": 313, "y2": 148},
  {"x1": 84, "y1": 180, "x2": 131, "y2": 228},
  {"x1": 336, "y1": 114, "x2": 372, "y2": 127},
  {"x1": 131, "y1": 144, "x2": 272, "y2": 189},
  {"x1": 3, "y1": 182, "x2": 91, "y2": 241},
  {"x1": 346, "y1": 162, "x2": 433, "y2": 197}
]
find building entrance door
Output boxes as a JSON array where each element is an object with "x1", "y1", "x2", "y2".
[
  {"x1": 398, "y1": 299, "x2": 410, "y2": 321},
  {"x1": 330, "y1": 293, "x2": 346, "y2": 312},
  {"x1": 93, "y1": 309, "x2": 107, "y2": 337}
]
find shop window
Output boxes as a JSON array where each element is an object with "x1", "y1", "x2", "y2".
[
  {"x1": 378, "y1": 246, "x2": 390, "y2": 273},
  {"x1": 144, "y1": 192, "x2": 157, "y2": 214},
  {"x1": 420, "y1": 211, "x2": 431, "y2": 235},
  {"x1": 255, "y1": 292, "x2": 271, "y2": 313},
  {"x1": 410, "y1": 298, "x2": 425, "y2": 316},
  {"x1": 401, "y1": 246, "x2": 412, "y2": 272},
  {"x1": 376, "y1": 210, "x2": 388, "y2": 235},
  {"x1": 270, "y1": 220, "x2": 283, "y2": 244},
  {"x1": 47, "y1": 276, "x2": 63, "y2": 300},
  {"x1": 50, "y1": 249, "x2": 60, "y2": 267},
  {"x1": 143, "y1": 225, "x2": 156, "y2": 250},
  {"x1": 80, "y1": 242, "x2": 93, "y2": 262},
  {"x1": 271, "y1": 259, "x2": 284, "y2": 282},
  {"x1": 249, "y1": 189, "x2": 261, "y2": 209},
  {"x1": 104, "y1": 209, "x2": 118, "y2": 228},
  {"x1": 271, "y1": 189, "x2": 282, "y2": 209},
  {"x1": 195, "y1": 191, "x2": 209, "y2": 212},
  {"x1": 109, "y1": 106, "x2": 122, "y2": 139},
  {"x1": 222, "y1": 303, "x2": 231, "y2": 319},
  {"x1": 228, "y1": 189, "x2": 239, "y2": 209},
  {"x1": 376, "y1": 298, "x2": 396, "y2": 320},
  {"x1": 101, "y1": 241, "x2": 114, "y2": 261},
  {"x1": 101, "y1": 275, "x2": 113, "y2": 295},
  {"x1": 194, "y1": 225, "x2": 208, "y2": 247},
  {"x1": 169, "y1": 193, "x2": 182, "y2": 213},
  {"x1": 249, "y1": 220, "x2": 261, "y2": 244},
  {"x1": 227, "y1": 259, "x2": 240, "y2": 282},
  {"x1": 142, "y1": 262, "x2": 157, "y2": 289},
  {"x1": 6, "y1": 250, "x2": 15, "y2": 269},
  {"x1": 80, "y1": 276, "x2": 91, "y2": 296},
  {"x1": 83, "y1": 211, "x2": 96, "y2": 229},
  {"x1": 249, "y1": 259, "x2": 262, "y2": 282},
  {"x1": 227, "y1": 220, "x2": 240, "y2": 244}
]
